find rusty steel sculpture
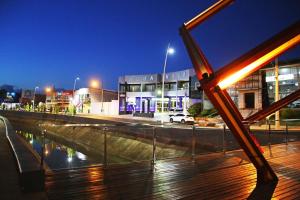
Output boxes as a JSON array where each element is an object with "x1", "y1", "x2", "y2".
[{"x1": 180, "y1": 0, "x2": 300, "y2": 184}]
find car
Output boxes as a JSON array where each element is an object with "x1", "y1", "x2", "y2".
[
  {"x1": 169, "y1": 113, "x2": 194, "y2": 124},
  {"x1": 168, "y1": 108, "x2": 184, "y2": 118}
]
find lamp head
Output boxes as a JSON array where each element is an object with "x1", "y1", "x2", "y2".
[
  {"x1": 167, "y1": 47, "x2": 175, "y2": 55},
  {"x1": 90, "y1": 79, "x2": 100, "y2": 89}
]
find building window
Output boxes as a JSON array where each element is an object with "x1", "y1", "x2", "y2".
[
  {"x1": 244, "y1": 93, "x2": 255, "y2": 108},
  {"x1": 120, "y1": 85, "x2": 126, "y2": 92},
  {"x1": 145, "y1": 84, "x2": 155, "y2": 92},
  {"x1": 178, "y1": 81, "x2": 189, "y2": 90},
  {"x1": 128, "y1": 85, "x2": 141, "y2": 92}
]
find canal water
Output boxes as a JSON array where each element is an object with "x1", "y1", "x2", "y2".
[{"x1": 16, "y1": 130, "x2": 102, "y2": 170}]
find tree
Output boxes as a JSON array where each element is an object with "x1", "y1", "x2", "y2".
[
  {"x1": 188, "y1": 102, "x2": 202, "y2": 117},
  {"x1": 0, "y1": 89, "x2": 7, "y2": 102}
]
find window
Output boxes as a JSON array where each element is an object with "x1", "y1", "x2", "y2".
[
  {"x1": 128, "y1": 85, "x2": 141, "y2": 92},
  {"x1": 178, "y1": 81, "x2": 189, "y2": 90},
  {"x1": 119, "y1": 85, "x2": 126, "y2": 92},
  {"x1": 244, "y1": 93, "x2": 255, "y2": 108},
  {"x1": 145, "y1": 84, "x2": 155, "y2": 92}
]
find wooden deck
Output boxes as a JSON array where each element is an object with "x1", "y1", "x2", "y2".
[{"x1": 46, "y1": 142, "x2": 300, "y2": 200}]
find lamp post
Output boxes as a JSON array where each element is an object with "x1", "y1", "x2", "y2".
[
  {"x1": 73, "y1": 77, "x2": 80, "y2": 101},
  {"x1": 90, "y1": 79, "x2": 104, "y2": 113},
  {"x1": 101, "y1": 80, "x2": 104, "y2": 113},
  {"x1": 275, "y1": 58, "x2": 280, "y2": 129},
  {"x1": 33, "y1": 86, "x2": 39, "y2": 111},
  {"x1": 45, "y1": 87, "x2": 52, "y2": 112},
  {"x1": 161, "y1": 43, "x2": 175, "y2": 123}
]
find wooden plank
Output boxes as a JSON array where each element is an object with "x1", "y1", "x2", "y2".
[{"x1": 45, "y1": 141, "x2": 300, "y2": 200}]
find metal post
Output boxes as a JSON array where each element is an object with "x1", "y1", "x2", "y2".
[
  {"x1": 285, "y1": 122, "x2": 288, "y2": 145},
  {"x1": 103, "y1": 127, "x2": 107, "y2": 168},
  {"x1": 101, "y1": 85, "x2": 104, "y2": 113},
  {"x1": 152, "y1": 127, "x2": 156, "y2": 165},
  {"x1": 161, "y1": 43, "x2": 174, "y2": 123},
  {"x1": 72, "y1": 77, "x2": 79, "y2": 115},
  {"x1": 275, "y1": 58, "x2": 280, "y2": 129},
  {"x1": 268, "y1": 120, "x2": 271, "y2": 148},
  {"x1": 192, "y1": 125, "x2": 196, "y2": 159},
  {"x1": 223, "y1": 124, "x2": 226, "y2": 154},
  {"x1": 33, "y1": 86, "x2": 38, "y2": 112},
  {"x1": 40, "y1": 129, "x2": 46, "y2": 169}
]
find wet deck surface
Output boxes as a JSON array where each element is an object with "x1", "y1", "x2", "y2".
[{"x1": 46, "y1": 142, "x2": 300, "y2": 200}]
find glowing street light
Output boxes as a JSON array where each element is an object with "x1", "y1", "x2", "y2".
[
  {"x1": 161, "y1": 43, "x2": 175, "y2": 123},
  {"x1": 45, "y1": 87, "x2": 52, "y2": 93},
  {"x1": 167, "y1": 47, "x2": 175, "y2": 54},
  {"x1": 90, "y1": 79, "x2": 100, "y2": 89}
]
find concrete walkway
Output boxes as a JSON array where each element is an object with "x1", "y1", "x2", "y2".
[
  {"x1": 77, "y1": 113, "x2": 300, "y2": 130},
  {"x1": 0, "y1": 121, "x2": 47, "y2": 200}
]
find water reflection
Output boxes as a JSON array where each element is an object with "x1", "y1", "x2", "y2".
[{"x1": 16, "y1": 130, "x2": 101, "y2": 170}]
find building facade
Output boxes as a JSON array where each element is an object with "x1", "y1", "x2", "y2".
[
  {"x1": 20, "y1": 89, "x2": 45, "y2": 106},
  {"x1": 73, "y1": 88, "x2": 118, "y2": 114},
  {"x1": 230, "y1": 59, "x2": 300, "y2": 117},
  {"x1": 46, "y1": 90, "x2": 73, "y2": 112},
  {"x1": 118, "y1": 69, "x2": 202, "y2": 114},
  {"x1": 118, "y1": 59, "x2": 300, "y2": 117}
]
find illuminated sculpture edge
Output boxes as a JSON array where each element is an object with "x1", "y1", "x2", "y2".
[{"x1": 180, "y1": 0, "x2": 300, "y2": 184}]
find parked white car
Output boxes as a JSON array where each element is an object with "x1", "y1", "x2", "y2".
[{"x1": 169, "y1": 113, "x2": 194, "y2": 124}]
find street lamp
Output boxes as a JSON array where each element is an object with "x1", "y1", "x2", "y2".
[
  {"x1": 90, "y1": 79, "x2": 100, "y2": 89},
  {"x1": 45, "y1": 87, "x2": 52, "y2": 93},
  {"x1": 33, "y1": 86, "x2": 39, "y2": 111},
  {"x1": 89, "y1": 79, "x2": 104, "y2": 113},
  {"x1": 161, "y1": 43, "x2": 175, "y2": 123},
  {"x1": 72, "y1": 77, "x2": 80, "y2": 103},
  {"x1": 45, "y1": 87, "x2": 52, "y2": 112}
]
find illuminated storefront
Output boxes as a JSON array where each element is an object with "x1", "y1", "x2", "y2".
[{"x1": 118, "y1": 69, "x2": 202, "y2": 114}]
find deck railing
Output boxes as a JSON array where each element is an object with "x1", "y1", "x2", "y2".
[{"x1": 37, "y1": 120, "x2": 300, "y2": 170}]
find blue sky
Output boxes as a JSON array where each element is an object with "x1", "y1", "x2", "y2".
[{"x1": 0, "y1": 0, "x2": 299, "y2": 90}]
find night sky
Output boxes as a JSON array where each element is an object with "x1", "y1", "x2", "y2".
[{"x1": 0, "y1": 0, "x2": 299, "y2": 91}]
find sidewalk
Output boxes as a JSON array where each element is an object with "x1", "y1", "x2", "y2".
[
  {"x1": 0, "y1": 121, "x2": 47, "y2": 200},
  {"x1": 76, "y1": 113, "x2": 161, "y2": 124},
  {"x1": 77, "y1": 113, "x2": 300, "y2": 130}
]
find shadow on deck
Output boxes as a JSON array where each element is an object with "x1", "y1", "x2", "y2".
[{"x1": 46, "y1": 142, "x2": 300, "y2": 200}]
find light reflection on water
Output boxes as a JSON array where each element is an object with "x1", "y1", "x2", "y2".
[{"x1": 16, "y1": 130, "x2": 101, "y2": 170}]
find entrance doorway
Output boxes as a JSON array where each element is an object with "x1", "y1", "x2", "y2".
[{"x1": 244, "y1": 93, "x2": 255, "y2": 108}]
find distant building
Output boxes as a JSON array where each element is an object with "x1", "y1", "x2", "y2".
[
  {"x1": 73, "y1": 88, "x2": 118, "y2": 114},
  {"x1": 118, "y1": 69, "x2": 202, "y2": 115},
  {"x1": 19, "y1": 89, "x2": 34, "y2": 105},
  {"x1": 46, "y1": 89, "x2": 73, "y2": 112}
]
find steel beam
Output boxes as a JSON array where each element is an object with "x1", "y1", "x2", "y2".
[
  {"x1": 211, "y1": 21, "x2": 300, "y2": 89},
  {"x1": 185, "y1": 0, "x2": 234, "y2": 31},
  {"x1": 245, "y1": 89, "x2": 300, "y2": 124},
  {"x1": 178, "y1": 0, "x2": 299, "y2": 184}
]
